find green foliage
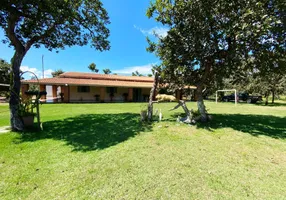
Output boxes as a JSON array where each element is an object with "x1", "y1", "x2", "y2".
[
  {"x1": 0, "y1": 59, "x2": 10, "y2": 82},
  {"x1": 88, "y1": 63, "x2": 99, "y2": 73},
  {"x1": 0, "y1": 58, "x2": 11, "y2": 95},
  {"x1": 218, "y1": 56, "x2": 286, "y2": 103},
  {"x1": 102, "y1": 68, "x2": 111, "y2": 74},
  {"x1": 0, "y1": 0, "x2": 110, "y2": 52},
  {"x1": 146, "y1": 0, "x2": 286, "y2": 93},
  {"x1": 27, "y1": 76, "x2": 39, "y2": 92},
  {"x1": 18, "y1": 97, "x2": 36, "y2": 117},
  {"x1": 132, "y1": 70, "x2": 143, "y2": 77},
  {"x1": 51, "y1": 69, "x2": 65, "y2": 77}
]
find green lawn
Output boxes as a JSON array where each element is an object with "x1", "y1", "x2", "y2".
[{"x1": 0, "y1": 101, "x2": 286, "y2": 199}]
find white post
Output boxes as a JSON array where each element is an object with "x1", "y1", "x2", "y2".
[
  {"x1": 234, "y1": 89, "x2": 237, "y2": 106},
  {"x1": 159, "y1": 109, "x2": 162, "y2": 121},
  {"x1": 216, "y1": 91, "x2": 218, "y2": 104}
]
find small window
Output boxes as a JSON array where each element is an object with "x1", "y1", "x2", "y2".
[{"x1": 77, "y1": 86, "x2": 90, "y2": 93}]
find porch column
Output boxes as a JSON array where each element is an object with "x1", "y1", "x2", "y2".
[
  {"x1": 40, "y1": 85, "x2": 46, "y2": 100},
  {"x1": 62, "y1": 85, "x2": 70, "y2": 103},
  {"x1": 100, "y1": 87, "x2": 105, "y2": 102},
  {"x1": 21, "y1": 84, "x2": 29, "y2": 100},
  {"x1": 128, "y1": 88, "x2": 133, "y2": 102},
  {"x1": 52, "y1": 85, "x2": 58, "y2": 102}
]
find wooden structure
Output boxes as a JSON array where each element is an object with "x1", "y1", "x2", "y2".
[{"x1": 24, "y1": 91, "x2": 47, "y2": 130}]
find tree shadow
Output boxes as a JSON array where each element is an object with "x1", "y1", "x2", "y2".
[
  {"x1": 18, "y1": 113, "x2": 152, "y2": 152},
  {"x1": 167, "y1": 112, "x2": 187, "y2": 122},
  {"x1": 197, "y1": 114, "x2": 286, "y2": 139},
  {"x1": 254, "y1": 101, "x2": 286, "y2": 107}
]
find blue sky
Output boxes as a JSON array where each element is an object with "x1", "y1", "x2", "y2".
[{"x1": 0, "y1": 0, "x2": 168, "y2": 78}]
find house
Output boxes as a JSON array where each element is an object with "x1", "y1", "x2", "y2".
[
  {"x1": 21, "y1": 72, "x2": 196, "y2": 103},
  {"x1": 21, "y1": 72, "x2": 154, "y2": 103}
]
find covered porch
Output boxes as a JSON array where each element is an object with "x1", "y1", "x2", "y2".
[{"x1": 21, "y1": 84, "x2": 151, "y2": 103}]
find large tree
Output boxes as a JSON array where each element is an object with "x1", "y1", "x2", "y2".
[
  {"x1": 230, "y1": 58, "x2": 286, "y2": 105},
  {"x1": 1, "y1": 0, "x2": 110, "y2": 131},
  {"x1": 147, "y1": 0, "x2": 285, "y2": 122}
]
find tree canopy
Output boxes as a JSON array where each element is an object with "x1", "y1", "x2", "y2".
[
  {"x1": 147, "y1": 0, "x2": 286, "y2": 121},
  {"x1": 51, "y1": 69, "x2": 65, "y2": 77},
  {"x1": 1, "y1": 0, "x2": 110, "y2": 52},
  {"x1": 132, "y1": 70, "x2": 143, "y2": 77},
  {"x1": 103, "y1": 68, "x2": 111, "y2": 74},
  {"x1": 0, "y1": 59, "x2": 11, "y2": 93},
  {"x1": 88, "y1": 63, "x2": 99, "y2": 73}
]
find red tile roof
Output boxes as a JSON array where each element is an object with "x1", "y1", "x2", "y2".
[
  {"x1": 59, "y1": 72, "x2": 154, "y2": 82},
  {"x1": 22, "y1": 72, "x2": 154, "y2": 88},
  {"x1": 21, "y1": 72, "x2": 197, "y2": 89}
]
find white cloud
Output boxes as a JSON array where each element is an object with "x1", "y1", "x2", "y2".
[
  {"x1": 134, "y1": 25, "x2": 169, "y2": 38},
  {"x1": 20, "y1": 66, "x2": 54, "y2": 79},
  {"x1": 113, "y1": 63, "x2": 156, "y2": 75}
]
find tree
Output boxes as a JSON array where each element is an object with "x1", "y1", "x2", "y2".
[
  {"x1": 88, "y1": 63, "x2": 99, "y2": 73},
  {"x1": 103, "y1": 68, "x2": 111, "y2": 74},
  {"x1": 147, "y1": 0, "x2": 285, "y2": 122},
  {"x1": 51, "y1": 69, "x2": 65, "y2": 77},
  {"x1": 0, "y1": 59, "x2": 11, "y2": 96},
  {"x1": 132, "y1": 70, "x2": 143, "y2": 77},
  {"x1": 216, "y1": 54, "x2": 286, "y2": 105},
  {"x1": 231, "y1": 62, "x2": 286, "y2": 105},
  {"x1": 1, "y1": 0, "x2": 110, "y2": 131}
]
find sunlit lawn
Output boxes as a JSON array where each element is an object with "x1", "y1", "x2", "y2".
[{"x1": 0, "y1": 101, "x2": 285, "y2": 199}]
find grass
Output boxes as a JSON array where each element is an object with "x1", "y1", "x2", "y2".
[{"x1": 0, "y1": 101, "x2": 286, "y2": 199}]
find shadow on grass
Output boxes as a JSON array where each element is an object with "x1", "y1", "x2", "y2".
[
  {"x1": 19, "y1": 113, "x2": 151, "y2": 152},
  {"x1": 254, "y1": 101, "x2": 286, "y2": 107},
  {"x1": 197, "y1": 114, "x2": 286, "y2": 139}
]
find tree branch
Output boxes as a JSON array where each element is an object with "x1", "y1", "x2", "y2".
[
  {"x1": 25, "y1": 23, "x2": 57, "y2": 51},
  {"x1": 6, "y1": 15, "x2": 25, "y2": 52}
]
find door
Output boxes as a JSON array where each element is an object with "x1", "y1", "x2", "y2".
[{"x1": 133, "y1": 88, "x2": 142, "y2": 102}]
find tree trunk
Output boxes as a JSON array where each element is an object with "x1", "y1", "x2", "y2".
[
  {"x1": 265, "y1": 92, "x2": 269, "y2": 106},
  {"x1": 196, "y1": 85, "x2": 208, "y2": 122},
  {"x1": 170, "y1": 100, "x2": 193, "y2": 124},
  {"x1": 148, "y1": 71, "x2": 159, "y2": 121},
  {"x1": 10, "y1": 50, "x2": 25, "y2": 131},
  {"x1": 271, "y1": 90, "x2": 275, "y2": 104}
]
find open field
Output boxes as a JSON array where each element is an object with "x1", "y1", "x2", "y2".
[{"x1": 0, "y1": 101, "x2": 286, "y2": 199}]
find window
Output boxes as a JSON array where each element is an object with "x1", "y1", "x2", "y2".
[
  {"x1": 77, "y1": 86, "x2": 90, "y2": 93},
  {"x1": 106, "y1": 87, "x2": 117, "y2": 94}
]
